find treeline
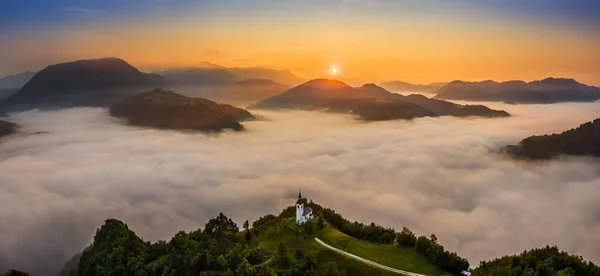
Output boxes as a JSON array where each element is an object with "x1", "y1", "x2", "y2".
[
  {"x1": 76, "y1": 214, "x2": 265, "y2": 276},
  {"x1": 414, "y1": 235, "x2": 469, "y2": 273},
  {"x1": 472, "y1": 246, "x2": 600, "y2": 276},
  {"x1": 321, "y1": 208, "x2": 395, "y2": 244},
  {"x1": 318, "y1": 204, "x2": 468, "y2": 273},
  {"x1": 70, "y1": 211, "x2": 348, "y2": 276}
]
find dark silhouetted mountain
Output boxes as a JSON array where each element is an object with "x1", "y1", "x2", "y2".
[
  {"x1": 110, "y1": 88, "x2": 255, "y2": 131},
  {"x1": 0, "y1": 88, "x2": 18, "y2": 99},
  {"x1": 434, "y1": 78, "x2": 600, "y2": 104},
  {"x1": 0, "y1": 71, "x2": 35, "y2": 89},
  {"x1": 0, "y1": 58, "x2": 163, "y2": 110},
  {"x1": 163, "y1": 68, "x2": 237, "y2": 85},
  {"x1": 503, "y1": 118, "x2": 600, "y2": 159},
  {"x1": 0, "y1": 120, "x2": 18, "y2": 137},
  {"x1": 379, "y1": 81, "x2": 447, "y2": 93},
  {"x1": 252, "y1": 79, "x2": 509, "y2": 120}
]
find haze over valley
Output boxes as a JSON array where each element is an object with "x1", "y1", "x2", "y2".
[{"x1": 1, "y1": 99, "x2": 599, "y2": 274}]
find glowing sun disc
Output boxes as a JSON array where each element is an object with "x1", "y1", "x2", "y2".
[{"x1": 331, "y1": 68, "x2": 338, "y2": 75}]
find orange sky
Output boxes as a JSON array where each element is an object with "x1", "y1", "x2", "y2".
[{"x1": 1, "y1": 2, "x2": 599, "y2": 86}]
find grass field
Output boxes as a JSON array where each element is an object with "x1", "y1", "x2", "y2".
[{"x1": 252, "y1": 217, "x2": 445, "y2": 276}]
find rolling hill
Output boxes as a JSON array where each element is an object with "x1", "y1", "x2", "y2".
[
  {"x1": 0, "y1": 58, "x2": 162, "y2": 110},
  {"x1": 434, "y1": 78, "x2": 600, "y2": 104},
  {"x1": 251, "y1": 79, "x2": 509, "y2": 120},
  {"x1": 109, "y1": 88, "x2": 255, "y2": 131},
  {"x1": 503, "y1": 118, "x2": 600, "y2": 159}
]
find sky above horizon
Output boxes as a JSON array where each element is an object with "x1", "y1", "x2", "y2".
[{"x1": 1, "y1": 0, "x2": 599, "y2": 85}]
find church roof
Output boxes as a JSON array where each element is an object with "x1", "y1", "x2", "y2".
[{"x1": 302, "y1": 206, "x2": 312, "y2": 216}]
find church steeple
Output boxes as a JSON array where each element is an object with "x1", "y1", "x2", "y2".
[{"x1": 296, "y1": 189, "x2": 303, "y2": 205}]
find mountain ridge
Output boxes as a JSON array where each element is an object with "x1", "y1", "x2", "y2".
[{"x1": 252, "y1": 79, "x2": 510, "y2": 120}]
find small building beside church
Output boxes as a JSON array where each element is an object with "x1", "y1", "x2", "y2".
[{"x1": 295, "y1": 191, "x2": 313, "y2": 225}]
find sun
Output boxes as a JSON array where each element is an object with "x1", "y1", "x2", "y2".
[{"x1": 331, "y1": 67, "x2": 338, "y2": 76}]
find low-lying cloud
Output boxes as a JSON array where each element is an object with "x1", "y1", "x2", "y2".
[{"x1": 0, "y1": 102, "x2": 599, "y2": 275}]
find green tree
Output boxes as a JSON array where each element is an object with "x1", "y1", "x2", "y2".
[
  {"x1": 294, "y1": 247, "x2": 304, "y2": 260},
  {"x1": 278, "y1": 242, "x2": 289, "y2": 267},
  {"x1": 429, "y1": 234, "x2": 438, "y2": 243},
  {"x1": 304, "y1": 221, "x2": 314, "y2": 235},
  {"x1": 397, "y1": 227, "x2": 417, "y2": 247},
  {"x1": 234, "y1": 258, "x2": 255, "y2": 276},
  {"x1": 243, "y1": 220, "x2": 249, "y2": 231},
  {"x1": 317, "y1": 215, "x2": 325, "y2": 228}
]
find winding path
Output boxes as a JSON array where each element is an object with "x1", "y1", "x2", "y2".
[{"x1": 314, "y1": 238, "x2": 427, "y2": 276}]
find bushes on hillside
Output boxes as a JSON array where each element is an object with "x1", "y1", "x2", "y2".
[
  {"x1": 397, "y1": 227, "x2": 417, "y2": 247},
  {"x1": 321, "y1": 208, "x2": 396, "y2": 244},
  {"x1": 252, "y1": 214, "x2": 277, "y2": 228},
  {"x1": 415, "y1": 235, "x2": 469, "y2": 273},
  {"x1": 473, "y1": 246, "x2": 600, "y2": 276}
]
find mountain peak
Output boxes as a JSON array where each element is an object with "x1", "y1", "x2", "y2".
[
  {"x1": 538, "y1": 77, "x2": 579, "y2": 86},
  {"x1": 302, "y1": 78, "x2": 351, "y2": 89}
]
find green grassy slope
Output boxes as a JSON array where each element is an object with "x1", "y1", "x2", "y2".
[{"x1": 252, "y1": 217, "x2": 444, "y2": 276}]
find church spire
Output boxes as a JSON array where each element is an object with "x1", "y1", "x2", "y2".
[{"x1": 298, "y1": 188, "x2": 301, "y2": 200}]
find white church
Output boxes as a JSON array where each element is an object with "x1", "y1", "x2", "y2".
[{"x1": 295, "y1": 191, "x2": 314, "y2": 225}]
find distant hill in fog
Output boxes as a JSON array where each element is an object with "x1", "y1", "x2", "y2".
[
  {"x1": 0, "y1": 58, "x2": 163, "y2": 110},
  {"x1": 0, "y1": 71, "x2": 36, "y2": 89},
  {"x1": 155, "y1": 62, "x2": 305, "y2": 86},
  {"x1": 379, "y1": 81, "x2": 447, "y2": 93},
  {"x1": 0, "y1": 88, "x2": 19, "y2": 99},
  {"x1": 110, "y1": 88, "x2": 255, "y2": 132},
  {"x1": 503, "y1": 118, "x2": 600, "y2": 159},
  {"x1": 0, "y1": 111, "x2": 18, "y2": 137},
  {"x1": 252, "y1": 79, "x2": 509, "y2": 120},
  {"x1": 162, "y1": 68, "x2": 237, "y2": 85},
  {"x1": 434, "y1": 78, "x2": 600, "y2": 104}
]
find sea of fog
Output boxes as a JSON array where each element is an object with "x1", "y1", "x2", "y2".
[{"x1": 0, "y1": 101, "x2": 599, "y2": 274}]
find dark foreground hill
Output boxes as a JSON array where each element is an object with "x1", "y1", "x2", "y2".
[
  {"x1": 252, "y1": 79, "x2": 509, "y2": 120},
  {"x1": 472, "y1": 246, "x2": 600, "y2": 276},
  {"x1": 37, "y1": 201, "x2": 599, "y2": 276},
  {"x1": 434, "y1": 78, "x2": 600, "y2": 104},
  {"x1": 503, "y1": 118, "x2": 600, "y2": 159},
  {"x1": 110, "y1": 88, "x2": 255, "y2": 131},
  {"x1": 0, "y1": 58, "x2": 162, "y2": 110}
]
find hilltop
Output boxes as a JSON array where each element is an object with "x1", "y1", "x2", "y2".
[
  {"x1": 503, "y1": 118, "x2": 600, "y2": 159},
  {"x1": 252, "y1": 79, "x2": 509, "y2": 120},
  {"x1": 0, "y1": 58, "x2": 162, "y2": 110},
  {"x1": 434, "y1": 78, "x2": 600, "y2": 104},
  {"x1": 7, "y1": 201, "x2": 597, "y2": 276},
  {"x1": 110, "y1": 88, "x2": 255, "y2": 132}
]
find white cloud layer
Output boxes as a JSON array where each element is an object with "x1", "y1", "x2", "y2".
[{"x1": 0, "y1": 101, "x2": 599, "y2": 275}]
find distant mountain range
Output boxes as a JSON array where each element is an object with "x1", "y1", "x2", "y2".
[
  {"x1": 0, "y1": 58, "x2": 162, "y2": 110},
  {"x1": 503, "y1": 118, "x2": 600, "y2": 159},
  {"x1": 0, "y1": 71, "x2": 36, "y2": 89},
  {"x1": 434, "y1": 78, "x2": 600, "y2": 104},
  {"x1": 379, "y1": 81, "x2": 447, "y2": 94},
  {"x1": 110, "y1": 88, "x2": 255, "y2": 131},
  {"x1": 252, "y1": 79, "x2": 509, "y2": 120},
  {"x1": 155, "y1": 63, "x2": 305, "y2": 86}
]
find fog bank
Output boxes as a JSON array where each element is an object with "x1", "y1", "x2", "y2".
[{"x1": 0, "y1": 102, "x2": 599, "y2": 275}]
